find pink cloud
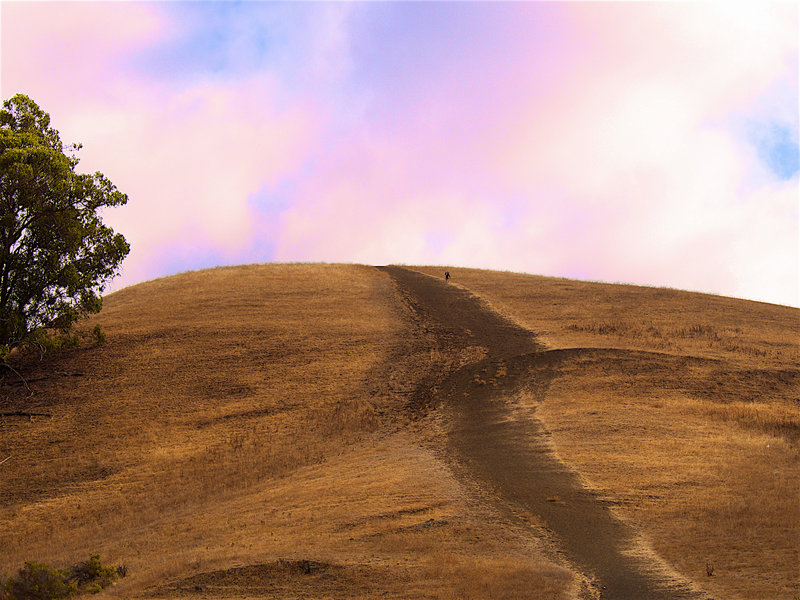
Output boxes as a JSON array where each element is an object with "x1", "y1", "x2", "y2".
[
  {"x1": 2, "y1": 3, "x2": 318, "y2": 291},
  {"x1": 2, "y1": 2, "x2": 796, "y2": 305},
  {"x1": 1, "y1": 2, "x2": 163, "y2": 104},
  {"x1": 70, "y1": 75, "x2": 315, "y2": 289},
  {"x1": 524, "y1": 4, "x2": 798, "y2": 304},
  {"x1": 489, "y1": 3, "x2": 798, "y2": 303}
]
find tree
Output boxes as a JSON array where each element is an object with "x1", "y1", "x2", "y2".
[{"x1": 0, "y1": 94, "x2": 129, "y2": 355}]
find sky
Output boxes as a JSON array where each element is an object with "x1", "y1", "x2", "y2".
[{"x1": 1, "y1": 1, "x2": 798, "y2": 306}]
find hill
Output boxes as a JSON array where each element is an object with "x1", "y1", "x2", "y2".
[{"x1": 1, "y1": 264, "x2": 797, "y2": 599}]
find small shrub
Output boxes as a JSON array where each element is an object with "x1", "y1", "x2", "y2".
[
  {"x1": 29, "y1": 328, "x2": 80, "y2": 353},
  {"x1": 15, "y1": 323, "x2": 107, "y2": 358},
  {"x1": 4, "y1": 562, "x2": 76, "y2": 600},
  {"x1": 91, "y1": 325, "x2": 106, "y2": 345},
  {"x1": 69, "y1": 555, "x2": 116, "y2": 590},
  {"x1": 3, "y1": 556, "x2": 122, "y2": 600}
]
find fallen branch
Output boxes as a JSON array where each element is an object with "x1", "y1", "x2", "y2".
[{"x1": 0, "y1": 455, "x2": 10, "y2": 465}]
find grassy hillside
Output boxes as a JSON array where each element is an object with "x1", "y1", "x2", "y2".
[
  {"x1": 0, "y1": 265, "x2": 574, "y2": 599},
  {"x1": 416, "y1": 266, "x2": 800, "y2": 599},
  {"x1": 1, "y1": 264, "x2": 797, "y2": 599}
]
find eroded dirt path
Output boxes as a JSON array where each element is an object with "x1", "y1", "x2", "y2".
[{"x1": 380, "y1": 266, "x2": 702, "y2": 600}]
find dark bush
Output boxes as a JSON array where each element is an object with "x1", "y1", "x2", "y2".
[
  {"x1": 91, "y1": 325, "x2": 106, "y2": 345},
  {"x1": 3, "y1": 556, "x2": 122, "y2": 599},
  {"x1": 3, "y1": 562, "x2": 76, "y2": 600},
  {"x1": 68, "y1": 555, "x2": 116, "y2": 591}
]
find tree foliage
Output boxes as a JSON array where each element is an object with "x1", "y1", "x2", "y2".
[{"x1": 0, "y1": 94, "x2": 129, "y2": 353}]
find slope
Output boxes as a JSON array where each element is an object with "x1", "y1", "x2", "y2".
[
  {"x1": 1, "y1": 263, "x2": 797, "y2": 600},
  {"x1": 381, "y1": 266, "x2": 703, "y2": 599},
  {"x1": 0, "y1": 264, "x2": 576, "y2": 599},
  {"x1": 413, "y1": 266, "x2": 800, "y2": 600}
]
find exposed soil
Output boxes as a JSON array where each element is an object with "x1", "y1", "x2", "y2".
[{"x1": 380, "y1": 266, "x2": 705, "y2": 600}]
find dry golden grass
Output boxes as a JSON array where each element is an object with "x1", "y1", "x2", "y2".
[
  {"x1": 5, "y1": 262, "x2": 797, "y2": 599},
  {"x1": 0, "y1": 264, "x2": 574, "y2": 599},
  {"x1": 416, "y1": 266, "x2": 800, "y2": 600},
  {"x1": 415, "y1": 267, "x2": 799, "y2": 367}
]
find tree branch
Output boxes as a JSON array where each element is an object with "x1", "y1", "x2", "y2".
[{"x1": 1, "y1": 360, "x2": 31, "y2": 393}]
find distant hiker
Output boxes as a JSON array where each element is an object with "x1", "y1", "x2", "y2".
[{"x1": 445, "y1": 271, "x2": 451, "y2": 282}]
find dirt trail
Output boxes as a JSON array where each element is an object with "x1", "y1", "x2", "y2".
[{"x1": 380, "y1": 266, "x2": 702, "y2": 600}]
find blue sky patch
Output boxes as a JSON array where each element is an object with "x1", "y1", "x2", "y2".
[{"x1": 752, "y1": 122, "x2": 799, "y2": 180}]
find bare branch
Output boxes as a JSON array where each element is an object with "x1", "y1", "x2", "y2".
[{"x1": 1, "y1": 360, "x2": 31, "y2": 394}]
